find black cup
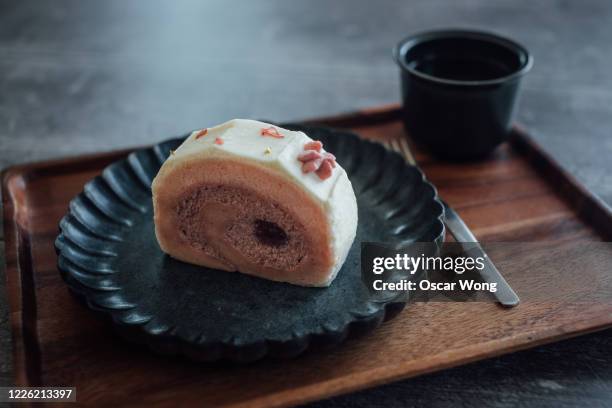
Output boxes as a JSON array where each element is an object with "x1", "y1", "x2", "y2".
[{"x1": 394, "y1": 29, "x2": 533, "y2": 160}]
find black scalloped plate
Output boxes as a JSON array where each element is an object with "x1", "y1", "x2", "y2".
[{"x1": 55, "y1": 124, "x2": 444, "y2": 363}]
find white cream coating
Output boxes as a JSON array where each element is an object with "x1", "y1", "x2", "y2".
[
  {"x1": 169, "y1": 119, "x2": 358, "y2": 284},
  {"x1": 174, "y1": 119, "x2": 341, "y2": 202},
  {"x1": 325, "y1": 167, "x2": 359, "y2": 284}
]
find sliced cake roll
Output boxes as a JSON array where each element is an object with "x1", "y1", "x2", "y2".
[{"x1": 152, "y1": 119, "x2": 358, "y2": 287}]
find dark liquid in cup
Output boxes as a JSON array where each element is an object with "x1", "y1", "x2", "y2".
[
  {"x1": 408, "y1": 56, "x2": 513, "y2": 81},
  {"x1": 395, "y1": 31, "x2": 531, "y2": 159}
]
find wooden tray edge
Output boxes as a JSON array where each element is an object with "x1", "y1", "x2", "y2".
[
  {"x1": 511, "y1": 125, "x2": 612, "y2": 240},
  {"x1": 2, "y1": 168, "x2": 37, "y2": 387}
]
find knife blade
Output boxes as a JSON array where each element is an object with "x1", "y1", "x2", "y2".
[
  {"x1": 382, "y1": 137, "x2": 519, "y2": 307},
  {"x1": 442, "y1": 201, "x2": 520, "y2": 307}
]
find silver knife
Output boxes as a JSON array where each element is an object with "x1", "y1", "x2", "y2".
[
  {"x1": 442, "y1": 201, "x2": 520, "y2": 307},
  {"x1": 383, "y1": 137, "x2": 519, "y2": 307}
]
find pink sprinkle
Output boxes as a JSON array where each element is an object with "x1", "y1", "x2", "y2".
[
  {"x1": 304, "y1": 140, "x2": 323, "y2": 152},
  {"x1": 195, "y1": 129, "x2": 208, "y2": 139},
  {"x1": 297, "y1": 150, "x2": 322, "y2": 162},
  {"x1": 325, "y1": 152, "x2": 336, "y2": 167},
  {"x1": 260, "y1": 126, "x2": 284, "y2": 138},
  {"x1": 297, "y1": 140, "x2": 336, "y2": 180},
  {"x1": 302, "y1": 157, "x2": 323, "y2": 173},
  {"x1": 214, "y1": 137, "x2": 224, "y2": 145},
  {"x1": 316, "y1": 160, "x2": 334, "y2": 180}
]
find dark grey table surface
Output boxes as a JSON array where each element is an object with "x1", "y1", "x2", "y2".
[{"x1": 1, "y1": 0, "x2": 611, "y2": 406}]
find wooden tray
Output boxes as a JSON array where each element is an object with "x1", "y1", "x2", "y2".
[{"x1": 3, "y1": 104, "x2": 612, "y2": 407}]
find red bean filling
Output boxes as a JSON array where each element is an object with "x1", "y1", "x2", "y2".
[{"x1": 254, "y1": 219, "x2": 289, "y2": 247}]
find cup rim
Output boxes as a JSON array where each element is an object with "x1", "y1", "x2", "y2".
[{"x1": 393, "y1": 29, "x2": 533, "y2": 87}]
